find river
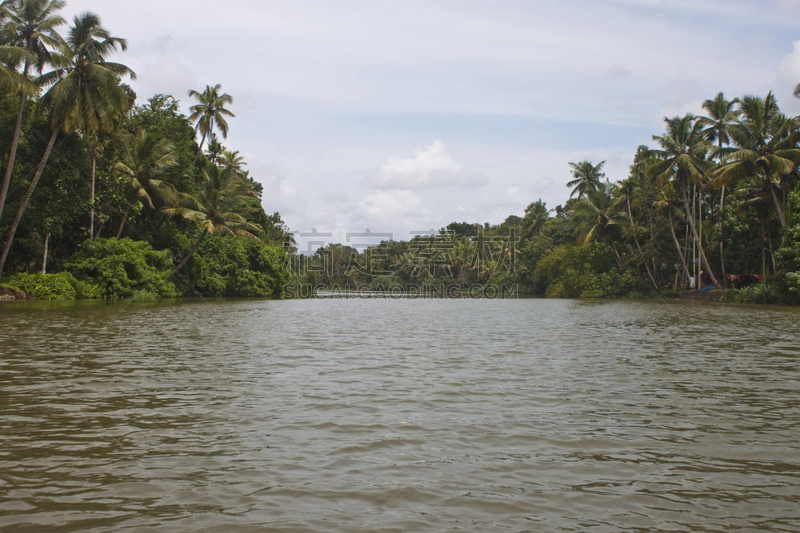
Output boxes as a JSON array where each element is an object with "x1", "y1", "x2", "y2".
[{"x1": 1, "y1": 298, "x2": 799, "y2": 532}]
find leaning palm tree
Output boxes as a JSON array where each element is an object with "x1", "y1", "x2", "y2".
[
  {"x1": 0, "y1": 0, "x2": 65, "y2": 224},
  {"x1": 709, "y1": 93, "x2": 800, "y2": 228},
  {"x1": 164, "y1": 165, "x2": 261, "y2": 277},
  {"x1": 698, "y1": 92, "x2": 738, "y2": 286},
  {"x1": 0, "y1": 12, "x2": 134, "y2": 277},
  {"x1": 114, "y1": 131, "x2": 178, "y2": 238},
  {"x1": 188, "y1": 83, "x2": 234, "y2": 165},
  {"x1": 647, "y1": 115, "x2": 721, "y2": 288},
  {"x1": 567, "y1": 160, "x2": 605, "y2": 199},
  {"x1": 616, "y1": 177, "x2": 658, "y2": 289},
  {"x1": 654, "y1": 184, "x2": 690, "y2": 289}
]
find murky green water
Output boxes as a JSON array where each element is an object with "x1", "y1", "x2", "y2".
[{"x1": 1, "y1": 298, "x2": 799, "y2": 532}]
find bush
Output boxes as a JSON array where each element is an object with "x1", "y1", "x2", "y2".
[
  {"x1": 726, "y1": 283, "x2": 779, "y2": 304},
  {"x1": 4, "y1": 272, "x2": 77, "y2": 300},
  {"x1": 532, "y1": 242, "x2": 649, "y2": 299},
  {"x1": 178, "y1": 234, "x2": 289, "y2": 297},
  {"x1": 65, "y1": 238, "x2": 177, "y2": 299}
]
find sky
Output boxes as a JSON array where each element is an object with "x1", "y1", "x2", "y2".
[{"x1": 60, "y1": 0, "x2": 800, "y2": 250}]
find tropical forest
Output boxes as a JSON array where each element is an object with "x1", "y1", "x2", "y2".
[{"x1": 1, "y1": 0, "x2": 800, "y2": 305}]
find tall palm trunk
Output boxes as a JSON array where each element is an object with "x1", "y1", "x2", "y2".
[
  {"x1": 0, "y1": 126, "x2": 61, "y2": 278},
  {"x1": 116, "y1": 205, "x2": 131, "y2": 239},
  {"x1": 192, "y1": 130, "x2": 207, "y2": 166},
  {"x1": 680, "y1": 177, "x2": 720, "y2": 289},
  {"x1": 627, "y1": 196, "x2": 658, "y2": 290},
  {"x1": 41, "y1": 231, "x2": 50, "y2": 274},
  {"x1": 0, "y1": 61, "x2": 30, "y2": 223},
  {"x1": 90, "y1": 155, "x2": 96, "y2": 239},
  {"x1": 170, "y1": 227, "x2": 209, "y2": 276},
  {"x1": 768, "y1": 181, "x2": 787, "y2": 228},
  {"x1": 719, "y1": 185, "x2": 727, "y2": 287},
  {"x1": 668, "y1": 210, "x2": 689, "y2": 290}
]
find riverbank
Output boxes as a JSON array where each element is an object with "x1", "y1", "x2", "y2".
[{"x1": 678, "y1": 290, "x2": 727, "y2": 302}]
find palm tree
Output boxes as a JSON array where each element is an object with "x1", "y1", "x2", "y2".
[
  {"x1": 450, "y1": 237, "x2": 475, "y2": 286},
  {"x1": 164, "y1": 165, "x2": 260, "y2": 276},
  {"x1": 654, "y1": 184, "x2": 690, "y2": 289},
  {"x1": 709, "y1": 93, "x2": 800, "y2": 228},
  {"x1": 567, "y1": 160, "x2": 605, "y2": 198},
  {"x1": 0, "y1": 43, "x2": 35, "y2": 92},
  {"x1": 648, "y1": 115, "x2": 721, "y2": 289},
  {"x1": 699, "y1": 92, "x2": 738, "y2": 286},
  {"x1": 569, "y1": 183, "x2": 627, "y2": 268},
  {"x1": 219, "y1": 149, "x2": 245, "y2": 174},
  {"x1": 204, "y1": 133, "x2": 223, "y2": 164},
  {"x1": 0, "y1": 0, "x2": 65, "y2": 225},
  {"x1": 188, "y1": 83, "x2": 234, "y2": 165},
  {"x1": 616, "y1": 177, "x2": 658, "y2": 289},
  {"x1": 86, "y1": 133, "x2": 102, "y2": 239},
  {"x1": 0, "y1": 12, "x2": 134, "y2": 277},
  {"x1": 521, "y1": 199, "x2": 550, "y2": 239},
  {"x1": 699, "y1": 93, "x2": 738, "y2": 152},
  {"x1": 114, "y1": 130, "x2": 178, "y2": 238}
]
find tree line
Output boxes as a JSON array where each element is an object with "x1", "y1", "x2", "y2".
[
  {"x1": 0, "y1": 0, "x2": 291, "y2": 300},
  {"x1": 296, "y1": 92, "x2": 800, "y2": 304}
]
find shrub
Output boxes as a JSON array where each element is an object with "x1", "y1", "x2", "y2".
[
  {"x1": 65, "y1": 238, "x2": 177, "y2": 299},
  {"x1": 4, "y1": 272, "x2": 77, "y2": 300}
]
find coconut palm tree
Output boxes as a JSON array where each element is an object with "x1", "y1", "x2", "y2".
[
  {"x1": 0, "y1": 12, "x2": 134, "y2": 277},
  {"x1": 0, "y1": 43, "x2": 35, "y2": 92},
  {"x1": 219, "y1": 149, "x2": 245, "y2": 174},
  {"x1": 654, "y1": 184, "x2": 690, "y2": 289},
  {"x1": 567, "y1": 160, "x2": 605, "y2": 199},
  {"x1": 699, "y1": 93, "x2": 738, "y2": 152},
  {"x1": 114, "y1": 130, "x2": 178, "y2": 238},
  {"x1": 616, "y1": 177, "x2": 658, "y2": 289},
  {"x1": 164, "y1": 165, "x2": 260, "y2": 276},
  {"x1": 699, "y1": 92, "x2": 738, "y2": 286},
  {"x1": 204, "y1": 133, "x2": 223, "y2": 164},
  {"x1": 709, "y1": 93, "x2": 800, "y2": 228},
  {"x1": 188, "y1": 83, "x2": 234, "y2": 165},
  {"x1": 569, "y1": 182, "x2": 627, "y2": 268},
  {"x1": 450, "y1": 237, "x2": 475, "y2": 286},
  {"x1": 0, "y1": 0, "x2": 65, "y2": 224},
  {"x1": 521, "y1": 199, "x2": 550, "y2": 239},
  {"x1": 648, "y1": 115, "x2": 721, "y2": 288}
]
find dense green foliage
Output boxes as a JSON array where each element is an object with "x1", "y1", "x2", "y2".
[
  {"x1": 0, "y1": 0, "x2": 290, "y2": 300},
  {"x1": 64, "y1": 238, "x2": 177, "y2": 299},
  {"x1": 4, "y1": 272, "x2": 77, "y2": 300}
]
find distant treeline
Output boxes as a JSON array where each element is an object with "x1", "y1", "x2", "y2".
[{"x1": 298, "y1": 93, "x2": 800, "y2": 305}]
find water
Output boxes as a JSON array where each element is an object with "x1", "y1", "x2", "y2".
[{"x1": 1, "y1": 298, "x2": 799, "y2": 532}]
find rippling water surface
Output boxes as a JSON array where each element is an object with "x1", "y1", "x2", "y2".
[{"x1": 1, "y1": 298, "x2": 799, "y2": 532}]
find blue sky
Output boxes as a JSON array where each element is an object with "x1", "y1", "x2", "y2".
[{"x1": 62, "y1": 0, "x2": 800, "y2": 248}]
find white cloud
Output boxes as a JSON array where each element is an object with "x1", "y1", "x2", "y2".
[
  {"x1": 364, "y1": 140, "x2": 485, "y2": 189},
  {"x1": 778, "y1": 40, "x2": 800, "y2": 85},
  {"x1": 357, "y1": 189, "x2": 428, "y2": 220}
]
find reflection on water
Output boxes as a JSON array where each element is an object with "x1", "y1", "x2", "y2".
[{"x1": 1, "y1": 298, "x2": 799, "y2": 532}]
